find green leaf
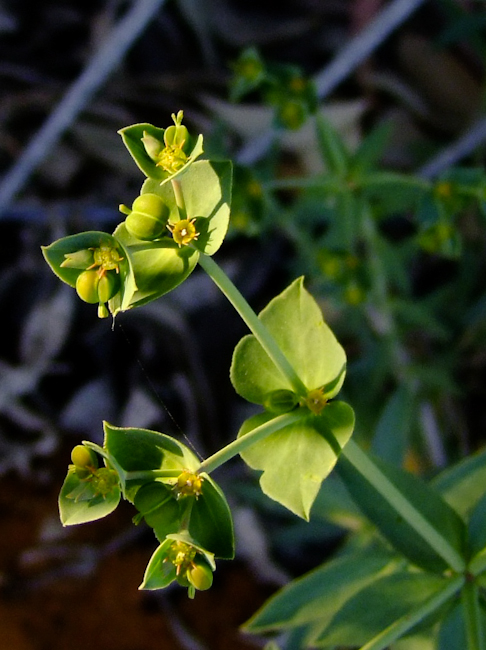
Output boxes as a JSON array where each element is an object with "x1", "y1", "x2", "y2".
[
  {"x1": 315, "y1": 114, "x2": 350, "y2": 177},
  {"x1": 138, "y1": 537, "x2": 176, "y2": 590},
  {"x1": 118, "y1": 122, "x2": 203, "y2": 182},
  {"x1": 133, "y1": 481, "x2": 183, "y2": 541},
  {"x1": 132, "y1": 475, "x2": 234, "y2": 560},
  {"x1": 238, "y1": 402, "x2": 355, "y2": 520},
  {"x1": 350, "y1": 120, "x2": 393, "y2": 176},
  {"x1": 59, "y1": 469, "x2": 120, "y2": 525},
  {"x1": 337, "y1": 453, "x2": 466, "y2": 573},
  {"x1": 360, "y1": 171, "x2": 430, "y2": 212},
  {"x1": 438, "y1": 602, "x2": 468, "y2": 650},
  {"x1": 371, "y1": 386, "x2": 415, "y2": 465},
  {"x1": 468, "y1": 491, "x2": 486, "y2": 558},
  {"x1": 189, "y1": 474, "x2": 235, "y2": 559},
  {"x1": 315, "y1": 572, "x2": 457, "y2": 647},
  {"x1": 143, "y1": 159, "x2": 233, "y2": 256},
  {"x1": 230, "y1": 277, "x2": 347, "y2": 406},
  {"x1": 244, "y1": 547, "x2": 396, "y2": 636},
  {"x1": 112, "y1": 221, "x2": 199, "y2": 312},
  {"x1": 432, "y1": 447, "x2": 486, "y2": 519},
  {"x1": 103, "y1": 422, "x2": 198, "y2": 500}
]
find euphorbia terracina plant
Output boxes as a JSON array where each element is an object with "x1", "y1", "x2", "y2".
[{"x1": 43, "y1": 112, "x2": 486, "y2": 649}]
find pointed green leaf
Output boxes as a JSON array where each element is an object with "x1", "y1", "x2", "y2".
[
  {"x1": 118, "y1": 122, "x2": 203, "y2": 182},
  {"x1": 59, "y1": 469, "x2": 120, "y2": 525},
  {"x1": 230, "y1": 277, "x2": 347, "y2": 406},
  {"x1": 371, "y1": 386, "x2": 415, "y2": 465},
  {"x1": 138, "y1": 538, "x2": 176, "y2": 590},
  {"x1": 142, "y1": 159, "x2": 232, "y2": 256},
  {"x1": 337, "y1": 453, "x2": 466, "y2": 573},
  {"x1": 103, "y1": 422, "x2": 199, "y2": 501},
  {"x1": 132, "y1": 473, "x2": 234, "y2": 560},
  {"x1": 133, "y1": 481, "x2": 183, "y2": 541},
  {"x1": 238, "y1": 402, "x2": 354, "y2": 519},
  {"x1": 315, "y1": 572, "x2": 458, "y2": 647},
  {"x1": 438, "y1": 603, "x2": 468, "y2": 650},
  {"x1": 350, "y1": 120, "x2": 393, "y2": 176},
  {"x1": 432, "y1": 447, "x2": 486, "y2": 518},
  {"x1": 112, "y1": 221, "x2": 199, "y2": 312},
  {"x1": 244, "y1": 547, "x2": 396, "y2": 635},
  {"x1": 103, "y1": 422, "x2": 198, "y2": 472},
  {"x1": 315, "y1": 114, "x2": 350, "y2": 177},
  {"x1": 189, "y1": 473, "x2": 235, "y2": 559}
]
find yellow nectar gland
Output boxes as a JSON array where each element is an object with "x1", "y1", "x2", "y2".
[
  {"x1": 156, "y1": 144, "x2": 187, "y2": 174},
  {"x1": 90, "y1": 467, "x2": 119, "y2": 497},
  {"x1": 173, "y1": 470, "x2": 204, "y2": 500},
  {"x1": 304, "y1": 387, "x2": 328, "y2": 415},
  {"x1": 89, "y1": 245, "x2": 123, "y2": 276},
  {"x1": 168, "y1": 218, "x2": 199, "y2": 247},
  {"x1": 166, "y1": 541, "x2": 196, "y2": 575}
]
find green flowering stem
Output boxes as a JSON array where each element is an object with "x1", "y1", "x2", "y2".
[
  {"x1": 197, "y1": 253, "x2": 308, "y2": 398},
  {"x1": 461, "y1": 580, "x2": 485, "y2": 650},
  {"x1": 171, "y1": 179, "x2": 188, "y2": 220},
  {"x1": 124, "y1": 469, "x2": 183, "y2": 481},
  {"x1": 360, "y1": 574, "x2": 464, "y2": 650},
  {"x1": 342, "y1": 440, "x2": 466, "y2": 573},
  {"x1": 197, "y1": 411, "x2": 305, "y2": 475}
]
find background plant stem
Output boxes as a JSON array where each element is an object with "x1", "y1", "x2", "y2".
[{"x1": 462, "y1": 580, "x2": 485, "y2": 650}]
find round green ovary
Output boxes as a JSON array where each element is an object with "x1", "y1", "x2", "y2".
[
  {"x1": 125, "y1": 194, "x2": 169, "y2": 240},
  {"x1": 186, "y1": 559, "x2": 213, "y2": 591},
  {"x1": 71, "y1": 445, "x2": 97, "y2": 469}
]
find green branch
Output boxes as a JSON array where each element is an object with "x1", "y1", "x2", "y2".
[
  {"x1": 197, "y1": 253, "x2": 308, "y2": 397},
  {"x1": 124, "y1": 469, "x2": 183, "y2": 481},
  {"x1": 197, "y1": 411, "x2": 305, "y2": 475},
  {"x1": 171, "y1": 178, "x2": 188, "y2": 220}
]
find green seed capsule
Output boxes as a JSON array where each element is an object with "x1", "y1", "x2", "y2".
[
  {"x1": 71, "y1": 444, "x2": 97, "y2": 469},
  {"x1": 186, "y1": 559, "x2": 213, "y2": 591},
  {"x1": 75, "y1": 270, "x2": 119, "y2": 304},
  {"x1": 125, "y1": 193, "x2": 170, "y2": 241},
  {"x1": 97, "y1": 273, "x2": 120, "y2": 303},
  {"x1": 76, "y1": 270, "x2": 101, "y2": 303}
]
